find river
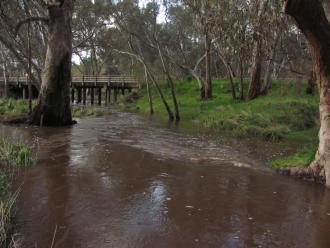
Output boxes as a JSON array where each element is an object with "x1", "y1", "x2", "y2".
[{"x1": 2, "y1": 110, "x2": 330, "y2": 247}]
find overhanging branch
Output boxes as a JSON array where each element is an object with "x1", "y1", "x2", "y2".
[{"x1": 15, "y1": 16, "x2": 49, "y2": 36}]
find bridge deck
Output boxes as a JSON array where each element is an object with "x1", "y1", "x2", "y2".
[{"x1": 0, "y1": 76, "x2": 140, "y2": 88}]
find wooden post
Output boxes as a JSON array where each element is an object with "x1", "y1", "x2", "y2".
[
  {"x1": 27, "y1": 17, "x2": 32, "y2": 114},
  {"x1": 83, "y1": 87, "x2": 87, "y2": 105},
  {"x1": 91, "y1": 87, "x2": 94, "y2": 105},
  {"x1": 121, "y1": 88, "x2": 125, "y2": 95},
  {"x1": 114, "y1": 88, "x2": 118, "y2": 102},
  {"x1": 22, "y1": 87, "x2": 26, "y2": 99},
  {"x1": 71, "y1": 87, "x2": 75, "y2": 103},
  {"x1": 77, "y1": 87, "x2": 82, "y2": 104},
  {"x1": 108, "y1": 88, "x2": 112, "y2": 104},
  {"x1": 105, "y1": 87, "x2": 108, "y2": 105},
  {"x1": 98, "y1": 87, "x2": 102, "y2": 105}
]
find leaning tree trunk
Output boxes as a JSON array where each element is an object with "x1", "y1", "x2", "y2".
[
  {"x1": 284, "y1": 0, "x2": 330, "y2": 187},
  {"x1": 30, "y1": 0, "x2": 73, "y2": 126},
  {"x1": 216, "y1": 46, "x2": 237, "y2": 100}
]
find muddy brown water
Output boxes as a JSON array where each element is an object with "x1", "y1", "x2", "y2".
[{"x1": 1, "y1": 110, "x2": 330, "y2": 248}]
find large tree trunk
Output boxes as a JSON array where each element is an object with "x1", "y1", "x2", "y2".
[
  {"x1": 157, "y1": 44, "x2": 180, "y2": 121},
  {"x1": 239, "y1": 56, "x2": 245, "y2": 100},
  {"x1": 246, "y1": 39, "x2": 263, "y2": 101},
  {"x1": 144, "y1": 65, "x2": 154, "y2": 115},
  {"x1": 30, "y1": 0, "x2": 73, "y2": 126},
  {"x1": 204, "y1": 32, "x2": 212, "y2": 99},
  {"x1": 284, "y1": 0, "x2": 330, "y2": 187},
  {"x1": 216, "y1": 46, "x2": 237, "y2": 100},
  {"x1": 260, "y1": 34, "x2": 279, "y2": 95},
  {"x1": 306, "y1": 70, "x2": 316, "y2": 95},
  {"x1": 1, "y1": 62, "x2": 8, "y2": 98}
]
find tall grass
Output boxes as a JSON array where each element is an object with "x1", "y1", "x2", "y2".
[
  {"x1": 72, "y1": 106, "x2": 107, "y2": 118},
  {"x1": 0, "y1": 99, "x2": 109, "y2": 120},
  {"x1": 0, "y1": 137, "x2": 34, "y2": 247},
  {"x1": 134, "y1": 79, "x2": 319, "y2": 142},
  {"x1": 270, "y1": 147, "x2": 317, "y2": 169},
  {"x1": 130, "y1": 79, "x2": 320, "y2": 168},
  {"x1": 0, "y1": 99, "x2": 34, "y2": 118}
]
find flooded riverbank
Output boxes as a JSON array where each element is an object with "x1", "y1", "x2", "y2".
[{"x1": 1, "y1": 110, "x2": 330, "y2": 247}]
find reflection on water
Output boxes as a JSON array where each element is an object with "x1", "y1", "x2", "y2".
[{"x1": 1, "y1": 110, "x2": 330, "y2": 248}]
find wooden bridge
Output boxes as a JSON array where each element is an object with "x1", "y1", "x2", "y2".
[{"x1": 0, "y1": 75, "x2": 140, "y2": 105}]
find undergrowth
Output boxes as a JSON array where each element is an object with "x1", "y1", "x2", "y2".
[{"x1": 0, "y1": 137, "x2": 34, "y2": 247}]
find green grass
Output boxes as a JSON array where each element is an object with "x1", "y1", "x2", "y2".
[
  {"x1": 133, "y1": 79, "x2": 319, "y2": 141},
  {"x1": 270, "y1": 147, "x2": 317, "y2": 169},
  {"x1": 0, "y1": 137, "x2": 34, "y2": 247},
  {"x1": 72, "y1": 106, "x2": 108, "y2": 118},
  {"x1": 125, "y1": 78, "x2": 320, "y2": 168},
  {"x1": 0, "y1": 98, "x2": 108, "y2": 119},
  {"x1": 0, "y1": 99, "x2": 33, "y2": 118}
]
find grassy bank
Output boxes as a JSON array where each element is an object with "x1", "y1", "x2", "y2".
[
  {"x1": 0, "y1": 137, "x2": 34, "y2": 247},
  {"x1": 0, "y1": 99, "x2": 107, "y2": 119},
  {"x1": 123, "y1": 79, "x2": 320, "y2": 168},
  {"x1": 72, "y1": 106, "x2": 107, "y2": 118},
  {"x1": 0, "y1": 99, "x2": 33, "y2": 119}
]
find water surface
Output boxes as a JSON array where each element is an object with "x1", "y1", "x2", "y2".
[{"x1": 2, "y1": 110, "x2": 330, "y2": 248}]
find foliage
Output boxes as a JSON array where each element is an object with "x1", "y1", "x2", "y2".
[
  {"x1": 270, "y1": 147, "x2": 317, "y2": 169},
  {"x1": 0, "y1": 137, "x2": 34, "y2": 247},
  {"x1": 0, "y1": 99, "x2": 33, "y2": 118},
  {"x1": 72, "y1": 106, "x2": 108, "y2": 118},
  {"x1": 132, "y1": 79, "x2": 319, "y2": 142},
  {"x1": 0, "y1": 99, "x2": 108, "y2": 119}
]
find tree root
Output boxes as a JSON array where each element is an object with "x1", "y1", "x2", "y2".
[
  {"x1": 1, "y1": 115, "x2": 77, "y2": 126},
  {"x1": 277, "y1": 166, "x2": 326, "y2": 185}
]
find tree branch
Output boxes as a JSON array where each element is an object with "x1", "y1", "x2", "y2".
[{"x1": 15, "y1": 16, "x2": 49, "y2": 36}]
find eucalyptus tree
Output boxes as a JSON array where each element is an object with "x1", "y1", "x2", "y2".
[
  {"x1": 283, "y1": 0, "x2": 330, "y2": 187},
  {"x1": 161, "y1": 4, "x2": 208, "y2": 100},
  {"x1": 0, "y1": 0, "x2": 47, "y2": 85},
  {"x1": 245, "y1": 0, "x2": 270, "y2": 100},
  {"x1": 110, "y1": 0, "x2": 178, "y2": 120},
  {"x1": 182, "y1": 0, "x2": 216, "y2": 100},
  {"x1": 31, "y1": 0, "x2": 75, "y2": 126},
  {"x1": 210, "y1": 0, "x2": 251, "y2": 100},
  {"x1": 73, "y1": 0, "x2": 111, "y2": 76}
]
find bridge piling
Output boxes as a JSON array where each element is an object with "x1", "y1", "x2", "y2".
[
  {"x1": 22, "y1": 87, "x2": 29, "y2": 99},
  {"x1": 98, "y1": 88, "x2": 102, "y2": 105},
  {"x1": 71, "y1": 88, "x2": 75, "y2": 103},
  {"x1": 83, "y1": 87, "x2": 87, "y2": 105},
  {"x1": 108, "y1": 88, "x2": 112, "y2": 104},
  {"x1": 0, "y1": 75, "x2": 139, "y2": 103},
  {"x1": 91, "y1": 87, "x2": 94, "y2": 105},
  {"x1": 105, "y1": 88, "x2": 108, "y2": 105},
  {"x1": 114, "y1": 88, "x2": 118, "y2": 102},
  {"x1": 77, "y1": 87, "x2": 82, "y2": 104}
]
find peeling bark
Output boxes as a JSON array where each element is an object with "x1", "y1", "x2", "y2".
[
  {"x1": 283, "y1": 0, "x2": 330, "y2": 187},
  {"x1": 204, "y1": 32, "x2": 212, "y2": 99},
  {"x1": 30, "y1": 0, "x2": 74, "y2": 126},
  {"x1": 246, "y1": 39, "x2": 262, "y2": 101}
]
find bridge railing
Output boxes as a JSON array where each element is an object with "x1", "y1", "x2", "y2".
[{"x1": 0, "y1": 75, "x2": 140, "y2": 87}]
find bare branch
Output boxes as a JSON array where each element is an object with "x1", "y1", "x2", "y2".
[{"x1": 15, "y1": 16, "x2": 49, "y2": 36}]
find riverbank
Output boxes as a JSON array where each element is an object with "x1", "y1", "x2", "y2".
[
  {"x1": 0, "y1": 81, "x2": 320, "y2": 170},
  {"x1": 118, "y1": 79, "x2": 319, "y2": 169},
  {"x1": 0, "y1": 99, "x2": 108, "y2": 120},
  {"x1": 0, "y1": 137, "x2": 34, "y2": 247}
]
